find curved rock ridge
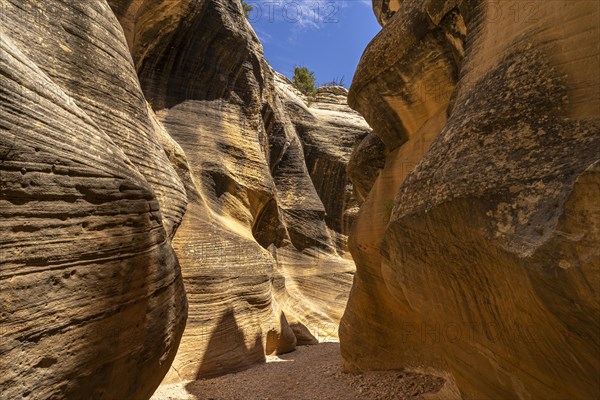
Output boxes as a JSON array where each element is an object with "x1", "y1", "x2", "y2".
[
  {"x1": 107, "y1": 0, "x2": 370, "y2": 383},
  {"x1": 0, "y1": 0, "x2": 188, "y2": 398},
  {"x1": 342, "y1": 0, "x2": 600, "y2": 399}
]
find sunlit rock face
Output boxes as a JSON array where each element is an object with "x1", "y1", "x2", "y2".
[
  {"x1": 1, "y1": 0, "x2": 371, "y2": 397},
  {"x1": 341, "y1": 0, "x2": 600, "y2": 399},
  {"x1": 108, "y1": 0, "x2": 371, "y2": 382},
  {"x1": 0, "y1": 0, "x2": 188, "y2": 398}
]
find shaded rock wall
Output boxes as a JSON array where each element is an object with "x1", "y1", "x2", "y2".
[{"x1": 341, "y1": 0, "x2": 600, "y2": 399}]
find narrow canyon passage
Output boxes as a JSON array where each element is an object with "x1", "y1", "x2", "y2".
[
  {"x1": 151, "y1": 343, "x2": 449, "y2": 400},
  {"x1": 1, "y1": 1, "x2": 598, "y2": 399}
]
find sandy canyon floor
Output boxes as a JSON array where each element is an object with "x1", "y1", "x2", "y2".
[{"x1": 151, "y1": 343, "x2": 448, "y2": 400}]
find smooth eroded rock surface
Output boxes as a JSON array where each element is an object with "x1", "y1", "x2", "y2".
[{"x1": 341, "y1": 1, "x2": 600, "y2": 399}]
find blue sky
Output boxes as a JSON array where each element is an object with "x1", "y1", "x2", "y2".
[{"x1": 246, "y1": 1, "x2": 381, "y2": 88}]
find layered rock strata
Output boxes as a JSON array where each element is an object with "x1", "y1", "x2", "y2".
[
  {"x1": 0, "y1": 1, "x2": 188, "y2": 398},
  {"x1": 1, "y1": 2, "x2": 372, "y2": 399}
]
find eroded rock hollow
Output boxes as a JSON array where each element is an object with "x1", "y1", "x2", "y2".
[{"x1": 341, "y1": 0, "x2": 599, "y2": 399}]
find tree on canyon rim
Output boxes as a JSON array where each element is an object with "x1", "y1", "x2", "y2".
[{"x1": 293, "y1": 66, "x2": 317, "y2": 97}]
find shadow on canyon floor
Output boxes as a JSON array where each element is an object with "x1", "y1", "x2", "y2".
[{"x1": 151, "y1": 343, "x2": 448, "y2": 400}]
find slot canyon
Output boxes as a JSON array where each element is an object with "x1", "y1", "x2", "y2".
[{"x1": 1, "y1": 0, "x2": 598, "y2": 399}]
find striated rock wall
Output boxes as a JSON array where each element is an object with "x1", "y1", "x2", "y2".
[
  {"x1": 341, "y1": 0, "x2": 600, "y2": 399},
  {"x1": 117, "y1": 0, "x2": 369, "y2": 381},
  {"x1": 275, "y1": 75, "x2": 371, "y2": 242},
  {"x1": 270, "y1": 76, "x2": 371, "y2": 347},
  {"x1": 0, "y1": 0, "x2": 188, "y2": 398},
  {"x1": 1, "y1": 0, "x2": 371, "y2": 397},
  {"x1": 137, "y1": 4, "x2": 371, "y2": 376}
]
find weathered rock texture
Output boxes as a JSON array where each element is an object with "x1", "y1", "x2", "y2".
[
  {"x1": 132, "y1": 3, "x2": 371, "y2": 376},
  {"x1": 1, "y1": 1, "x2": 370, "y2": 397},
  {"x1": 341, "y1": 0, "x2": 600, "y2": 399},
  {"x1": 0, "y1": 0, "x2": 188, "y2": 398}
]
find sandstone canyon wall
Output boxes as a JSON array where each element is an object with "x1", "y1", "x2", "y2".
[
  {"x1": 112, "y1": 0, "x2": 370, "y2": 381},
  {"x1": 341, "y1": 0, "x2": 599, "y2": 399},
  {"x1": 0, "y1": 1, "x2": 188, "y2": 398},
  {"x1": 1, "y1": 0, "x2": 370, "y2": 398}
]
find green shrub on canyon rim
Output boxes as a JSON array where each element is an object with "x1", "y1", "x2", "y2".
[
  {"x1": 293, "y1": 66, "x2": 317, "y2": 97},
  {"x1": 241, "y1": 1, "x2": 253, "y2": 18}
]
